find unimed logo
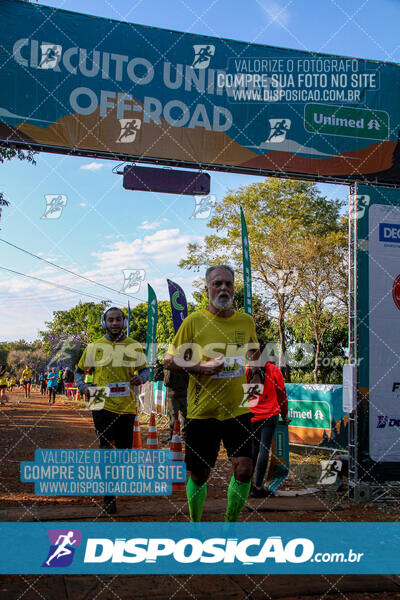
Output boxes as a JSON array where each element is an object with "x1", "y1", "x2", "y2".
[
  {"x1": 379, "y1": 222, "x2": 400, "y2": 243},
  {"x1": 83, "y1": 536, "x2": 314, "y2": 564}
]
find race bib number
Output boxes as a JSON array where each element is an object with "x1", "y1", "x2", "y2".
[
  {"x1": 211, "y1": 357, "x2": 245, "y2": 379},
  {"x1": 105, "y1": 382, "x2": 130, "y2": 397}
]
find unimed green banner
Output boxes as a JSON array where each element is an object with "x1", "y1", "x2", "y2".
[{"x1": 1, "y1": 1, "x2": 400, "y2": 184}]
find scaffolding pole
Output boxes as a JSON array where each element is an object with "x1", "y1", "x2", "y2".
[{"x1": 348, "y1": 183, "x2": 359, "y2": 499}]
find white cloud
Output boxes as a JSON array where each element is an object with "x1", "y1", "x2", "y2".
[
  {"x1": 92, "y1": 228, "x2": 202, "y2": 273},
  {"x1": 80, "y1": 202, "x2": 87, "y2": 207},
  {"x1": 0, "y1": 228, "x2": 203, "y2": 340},
  {"x1": 138, "y1": 219, "x2": 161, "y2": 230},
  {"x1": 80, "y1": 162, "x2": 104, "y2": 171},
  {"x1": 260, "y1": 1, "x2": 290, "y2": 26}
]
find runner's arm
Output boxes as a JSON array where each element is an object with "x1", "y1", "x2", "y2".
[
  {"x1": 164, "y1": 316, "x2": 223, "y2": 375},
  {"x1": 163, "y1": 353, "x2": 223, "y2": 376},
  {"x1": 274, "y1": 368, "x2": 289, "y2": 423},
  {"x1": 74, "y1": 367, "x2": 87, "y2": 394},
  {"x1": 130, "y1": 367, "x2": 150, "y2": 386},
  {"x1": 245, "y1": 343, "x2": 263, "y2": 383},
  {"x1": 137, "y1": 367, "x2": 150, "y2": 383}
]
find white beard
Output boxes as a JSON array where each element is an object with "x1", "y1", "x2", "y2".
[{"x1": 213, "y1": 292, "x2": 233, "y2": 310}]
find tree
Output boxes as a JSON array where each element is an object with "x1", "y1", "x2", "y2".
[
  {"x1": 39, "y1": 299, "x2": 188, "y2": 360},
  {"x1": 0, "y1": 340, "x2": 43, "y2": 368},
  {"x1": 7, "y1": 347, "x2": 47, "y2": 377},
  {"x1": 294, "y1": 233, "x2": 348, "y2": 382},
  {"x1": 288, "y1": 307, "x2": 347, "y2": 383},
  {"x1": 179, "y1": 179, "x2": 343, "y2": 381},
  {"x1": 40, "y1": 301, "x2": 109, "y2": 348},
  {"x1": 127, "y1": 302, "x2": 148, "y2": 343},
  {"x1": 128, "y1": 300, "x2": 195, "y2": 356},
  {"x1": 0, "y1": 147, "x2": 36, "y2": 167}
]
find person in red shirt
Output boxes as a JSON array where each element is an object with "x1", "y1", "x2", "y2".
[{"x1": 246, "y1": 339, "x2": 290, "y2": 498}]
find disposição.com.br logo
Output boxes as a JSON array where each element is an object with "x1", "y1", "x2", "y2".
[{"x1": 42, "y1": 529, "x2": 82, "y2": 567}]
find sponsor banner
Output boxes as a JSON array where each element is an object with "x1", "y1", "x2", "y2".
[
  {"x1": 20, "y1": 449, "x2": 185, "y2": 496},
  {"x1": 266, "y1": 422, "x2": 290, "y2": 492},
  {"x1": 241, "y1": 208, "x2": 252, "y2": 315},
  {"x1": 146, "y1": 284, "x2": 158, "y2": 381},
  {"x1": 286, "y1": 384, "x2": 348, "y2": 448},
  {"x1": 2, "y1": 1, "x2": 400, "y2": 184},
  {"x1": 0, "y1": 522, "x2": 399, "y2": 574},
  {"x1": 288, "y1": 399, "x2": 331, "y2": 429},
  {"x1": 304, "y1": 104, "x2": 389, "y2": 140},
  {"x1": 368, "y1": 203, "x2": 400, "y2": 462},
  {"x1": 379, "y1": 222, "x2": 400, "y2": 243},
  {"x1": 167, "y1": 279, "x2": 188, "y2": 334}
]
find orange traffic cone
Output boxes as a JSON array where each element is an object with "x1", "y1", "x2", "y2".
[
  {"x1": 171, "y1": 419, "x2": 185, "y2": 492},
  {"x1": 75, "y1": 389, "x2": 81, "y2": 401},
  {"x1": 146, "y1": 412, "x2": 159, "y2": 449},
  {"x1": 154, "y1": 382, "x2": 164, "y2": 414},
  {"x1": 133, "y1": 414, "x2": 143, "y2": 449}
]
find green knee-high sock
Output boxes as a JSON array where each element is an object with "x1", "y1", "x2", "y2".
[
  {"x1": 186, "y1": 476, "x2": 207, "y2": 522},
  {"x1": 225, "y1": 476, "x2": 251, "y2": 522}
]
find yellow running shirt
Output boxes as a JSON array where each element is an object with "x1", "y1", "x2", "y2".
[
  {"x1": 22, "y1": 369, "x2": 32, "y2": 380},
  {"x1": 78, "y1": 336, "x2": 148, "y2": 415},
  {"x1": 0, "y1": 372, "x2": 9, "y2": 386},
  {"x1": 168, "y1": 309, "x2": 257, "y2": 420}
]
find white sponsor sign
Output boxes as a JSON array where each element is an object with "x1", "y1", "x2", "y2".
[{"x1": 369, "y1": 204, "x2": 400, "y2": 461}]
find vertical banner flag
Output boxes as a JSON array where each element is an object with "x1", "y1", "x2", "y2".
[
  {"x1": 266, "y1": 422, "x2": 290, "y2": 493},
  {"x1": 127, "y1": 301, "x2": 131, "y2": 337},
  {"x1": 146, "y1": 285, "x2": 158, "y2": 382},
  {"x1": 241, "y1": 207, "x2": 252, "y2": 315},
  {"x1": 167, "y1": 279, "x2": 188, "y2": 334}
]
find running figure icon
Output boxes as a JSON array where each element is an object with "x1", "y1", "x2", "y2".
[
  {"x1": 45, "y1": 531, "x2": 77, "y2": 566},
  {"x1": 267, "y1": 119, "x2": 290, "y2": 142},
  {"x1": 39, "y1": 45, "x2": 61, "y2": 68},
  {"x1": 192, "y1": 45, "x2": 215, "y2": 68}
]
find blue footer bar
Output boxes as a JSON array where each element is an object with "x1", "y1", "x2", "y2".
[{"x1": 0, "y1": 522, "x2": 398, "y2": 574}]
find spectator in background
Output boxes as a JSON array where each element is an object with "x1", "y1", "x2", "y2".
[
  {"x1": 21, "y1": 364, "x2": 33, "y2": 400},
  {"x1": 39, "y1": 372, "x2": 47, "y2": 396},
  {"x1": 0, "y1": 365, "x2": 9, "y2": 405},
  {"x1": 57, "y1": 368, "x2": 65, "y2": 395},
  {"x1": 246, "y1": 339, "x2": 290, "y2": 498},
  {"x1": 63, "y1": 367, "x2": 75, "y2": 397},
  {"x1": 164, "y1": 368, "x2": 188, "y2": 440},
  {"x1": 84, "y1": 368, "x2": 94, "y2": 385},
  {"x1": 153, "y1": 359, "x2": 164, "y2": 383},
  {"x1": 47, "y1": 368, "x2": 58, "y2": 404}
]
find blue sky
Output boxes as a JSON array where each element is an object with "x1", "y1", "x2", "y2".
[{"x1": 1, "y1": 0, "x2": 399, "y2": 341}]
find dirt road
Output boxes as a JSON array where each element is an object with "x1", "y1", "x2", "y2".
[{"x1": 1, "y1": 388, "x2": 400, "y2": 599}]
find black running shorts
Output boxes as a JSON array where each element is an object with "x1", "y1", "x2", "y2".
[{"x1": 185, "y1": 412, "x2": 252, "y2": 472}]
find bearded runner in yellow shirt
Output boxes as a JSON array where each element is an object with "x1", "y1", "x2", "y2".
[
  {"x1": 75, "y1": 307, "x2": 149, "y2": 515},
  {"x1": 164, "y1": 265, "x2": 259, "y2": 522},
  {"x1": 21, "y1": 365, "x2": 33, "y2": 399}
]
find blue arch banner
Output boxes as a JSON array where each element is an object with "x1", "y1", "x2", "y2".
[{"x1": 1, "y1": 1, "x2": 400, "y2": 184}]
